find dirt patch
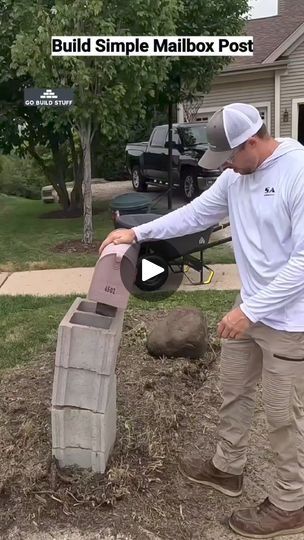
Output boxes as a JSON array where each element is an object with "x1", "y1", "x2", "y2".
[
  {"x1": 52, "y1": 240, "x2": 102, "y2": 255},
  {"x1": 0, "y1": 309, "x2": 272, "y2": 539}
]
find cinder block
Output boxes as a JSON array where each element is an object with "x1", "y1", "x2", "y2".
[
  {"x1": 52, "y1": 378, "x2": 116, "y2": 452},
  {"x1": 53, "y1": 447, "x2": 108, "y2": 473},
  {"x1": 55, "y1": 297, "x2": 124, "y2": 375},
  {"x1": 52, "y1": 368, "x2": 115, "y2": 413}
]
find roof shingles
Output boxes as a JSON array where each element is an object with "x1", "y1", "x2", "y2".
[{"x1": 226, "y1": 1, "x2": 304, "y2": 71}]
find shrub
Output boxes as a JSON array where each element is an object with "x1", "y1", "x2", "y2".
[{"x1": 0, "y1": 154, "x2": 46, "y2": 199}]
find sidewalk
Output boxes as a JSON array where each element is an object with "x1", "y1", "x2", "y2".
[{"x1": 0, "y1": 264, "x2": 241, "y2": 296}]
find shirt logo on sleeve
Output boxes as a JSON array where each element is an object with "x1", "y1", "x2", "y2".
[{"x1": 264, "y1": 187, "x2": 275, "y2": 196}]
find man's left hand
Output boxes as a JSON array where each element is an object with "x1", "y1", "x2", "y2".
[{"x1": 217, "y1": 307, "x2": 253, "y2": 340}]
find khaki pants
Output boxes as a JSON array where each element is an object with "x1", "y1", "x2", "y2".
[{"x1": 213, "y1": 293, "x2": 304, "y2": 511}]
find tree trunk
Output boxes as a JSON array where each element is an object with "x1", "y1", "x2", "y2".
[
  {"x1": 79, "y1": 121, "x2": 93, "y2": 244},
  {"x1": 69, "y1": 129, "x2": 84, "y2": 211},
  {"x1": 56, "y1": 183, "x2": 70, "y2": 211},
  {"x1": 70, "y1": 170, "x2": 83, "y2": 211},
  {"x1": 51, "y1": 141, "x2": 70, "y2": 211},
  {"x1": 28, "y1": 144, "x2": 70, "y2": 210},
  {"x1": 183, "y1": 98, "x2": 205, "y2": 122}
]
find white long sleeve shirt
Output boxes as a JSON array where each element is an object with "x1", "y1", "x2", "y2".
[{"x1": 132, "y1": 138, "x2": 304, "y2": 331}]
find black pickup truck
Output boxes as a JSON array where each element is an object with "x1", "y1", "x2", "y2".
[{"x1": 125, "y1": 123, "x2": 220, "y2": 201}]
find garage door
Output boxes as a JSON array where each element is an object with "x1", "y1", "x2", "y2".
[
  {"x1": 195, "y1": 106, "x2": 269, "y2": 129},
  {"x1": 195, "y1": 111, "x2": 215, "y2": 123}
]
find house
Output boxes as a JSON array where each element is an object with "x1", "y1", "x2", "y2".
[{"x1": 181, "y1": 0, "x2": 304, "y2": 142}]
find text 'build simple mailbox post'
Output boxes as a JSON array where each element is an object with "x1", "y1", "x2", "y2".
[{"x1": 51, "y1": 243, "x2": 140, "y2": 473}]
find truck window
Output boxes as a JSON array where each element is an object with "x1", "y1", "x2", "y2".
[
  {"x1": 165, "y1": 130, "x2": 182, "y2": 145},
  {"x1": 150, "y1": 127, "x2": 167, "y2": 147},
  {"x1": 177, "y1": 125, "x2": 208, "y2": 147}
]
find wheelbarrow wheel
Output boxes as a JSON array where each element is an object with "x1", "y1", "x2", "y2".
[{"x1": 135, "y1": 254, "x2": 169, "y2": 291}]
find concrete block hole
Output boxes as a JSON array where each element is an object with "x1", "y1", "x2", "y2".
[{"x1": 70, "y1": 311, "x2": 112, "y2": 329}]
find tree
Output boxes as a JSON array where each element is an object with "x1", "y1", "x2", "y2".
[
  {"x1": 0, "y1": 91, "x2": 82, "y2": 210},
  {"x1": 156, "y1": 0, "x2": 249, "y2": 208},
  {"x1": 161, "y1": 0, "x2": 249, "y2": 103},
  {"x1": 183, "y1": 99, "x2": 205, "y2": 123},
  {"x1": 0, "y1": 0, "x2": 83, "y2": 210},
  {"x1": 11, "y1": 0, "x2": 178, "y2": 243},
  {"x1": 8, "y1": 0, "x2": 249, "y2": 236}
]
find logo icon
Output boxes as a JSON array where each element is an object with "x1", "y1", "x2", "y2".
[
  {"x1": 39, "y1": 89, "x2": 58, "y2": 100},
  {"x1": 24, "y1": 88, "x2": 74, "y2": 107},
  {"x1": 264, "y1": 187, "x2": 275, "y2": 196}
]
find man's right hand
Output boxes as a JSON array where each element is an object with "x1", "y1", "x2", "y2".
[{"x1": 99, "y1": 228, "x2": 137, "y2": 255}]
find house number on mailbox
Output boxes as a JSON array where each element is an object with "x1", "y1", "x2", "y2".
[{"x1": 104, "y1": 285, "x2": 116, "y2": 294}]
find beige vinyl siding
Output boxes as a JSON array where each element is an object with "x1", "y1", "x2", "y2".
[
  {"x1": 280, "y1": 39, "x2": 304, "y2": 137},
  {"x1": 198, "y1": 77, "x2": 275, "y2": 135},
  {"x1": 278, "y1": 0, "x2": 286, "y2": 15}
]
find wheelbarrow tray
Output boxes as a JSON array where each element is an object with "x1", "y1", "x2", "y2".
[
  {"x1": 114, "y1": 213, "x2": 232, "y2": 288},
  {"x1": 115, "y1": 213, "x2": 213, "y2": 260}
]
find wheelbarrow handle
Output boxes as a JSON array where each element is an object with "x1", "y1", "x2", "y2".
[
  {"x1": 204, "y1": 236, "x2": 232, "y2": 250},
  {"x1": 212, "y1": 222, "x2": 230, "y2": 233}
]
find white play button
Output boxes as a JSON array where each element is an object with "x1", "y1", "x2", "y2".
[
  {"x1": 142, "y1": 258, "x2": 165, "y2": 282},
  {"x1": 120, "y1": 244, "x2": 182, "y2": 295}
]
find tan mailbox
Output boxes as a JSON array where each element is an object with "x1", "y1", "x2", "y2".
[{"x1": 87, "y1": 242, "x2": 139, "y2": 309}]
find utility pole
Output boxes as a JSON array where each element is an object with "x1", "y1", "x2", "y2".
[{"x1": 167, "y1": 101, "x2": 173, "y2": 210}]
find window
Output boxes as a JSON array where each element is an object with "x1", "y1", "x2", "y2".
[
  {"x1": 259, "y1": 110, "x2": 266, "y2": 121},
  {"x1": 256, "y1": 106, "x2": 269, "y2": 130},
  {"x1": 150, "y1": 126, "x2": 167, "y2": 147},
  {"x1": 254, "y1": 105, "x2": 270, "y2": 130},
  {"x1": 196, "y1": 116, "x2": 210, "y2": 122},
  {"x1": 177, "y1": 124, "x2": 208, "y2": 147},
  {"x1": 173, "y1": 130, "x2": 182, "y2": 145},
  {"x1": 165, "y1": 129, "x2": 182, "y2": 145}
]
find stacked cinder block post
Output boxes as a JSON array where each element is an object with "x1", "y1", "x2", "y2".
[
  {"x1": 52, "y1": 298, "x2": 124, "y2": 472},
  {"x1": 51, "y1": 243, "x2": 139, "y2": 473}
]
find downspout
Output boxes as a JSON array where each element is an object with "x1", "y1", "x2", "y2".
[{"x1": 275, "y1": 71, "x2": 281, "y2": 137}]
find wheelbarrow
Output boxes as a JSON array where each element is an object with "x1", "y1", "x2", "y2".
[{"x1": 114, "y1": 213, "x2": 232, "y2": 291}]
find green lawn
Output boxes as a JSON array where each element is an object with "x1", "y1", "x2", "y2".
[
  {"x1": 0, "y1": 195, "x2": 235, "y2": 272},
  {"x1": 193, "y1": 243, "x2": 235, "y2": 266},
  {"x1": 0, "y1": 195, "x2": 113, "y2": 271},
  {"x1": 0, "y1": 290, "x2": 237, "y2": 370}
]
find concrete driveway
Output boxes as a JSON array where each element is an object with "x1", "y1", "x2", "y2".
[{"x1": 92, "y1": 179, "x2": 133, "y2": 201}]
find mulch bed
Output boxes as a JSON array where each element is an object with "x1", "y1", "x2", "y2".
[
  {"x1": 0, "y1": 308, "x2": 271, "y2": 539},
  {"x1": 52, "y1": 240, "x2": 102, "y2": 255}
]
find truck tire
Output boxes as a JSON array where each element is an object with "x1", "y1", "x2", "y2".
[
  {"x1": 181, "y1": 169, "x2": 199, "y2": 201},
  {"x1": 131, "y1": 166, "x2": 147, "y2": 192}
]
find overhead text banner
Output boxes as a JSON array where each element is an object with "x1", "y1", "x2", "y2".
[{"x1": 51, "y1": 36, "x2": 254, "y2": 57}]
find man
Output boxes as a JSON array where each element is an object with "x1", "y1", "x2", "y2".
[{"x1": 99, "y1": 103, "x2": 304, "y2": 538}]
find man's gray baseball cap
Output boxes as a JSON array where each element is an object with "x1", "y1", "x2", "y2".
[{"x1": 198, "y1": 103, "x2": 263, "y2": 170}]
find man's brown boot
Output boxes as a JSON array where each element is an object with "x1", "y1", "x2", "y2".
[
  {"x1": 178, "y1": 456, "x2": 243, "y2": 497},
  {"x1": 229, "y1": 497, "x2": 304, "y2": 539}
]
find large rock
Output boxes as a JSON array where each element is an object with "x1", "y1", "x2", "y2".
[{"x1": 147, "y1": 308, "x2": 208, "y2": 359}]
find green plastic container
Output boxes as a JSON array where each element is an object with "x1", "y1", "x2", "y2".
[{"x1": 110, "y1": 193, "x2": 150, "y2": 216}]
